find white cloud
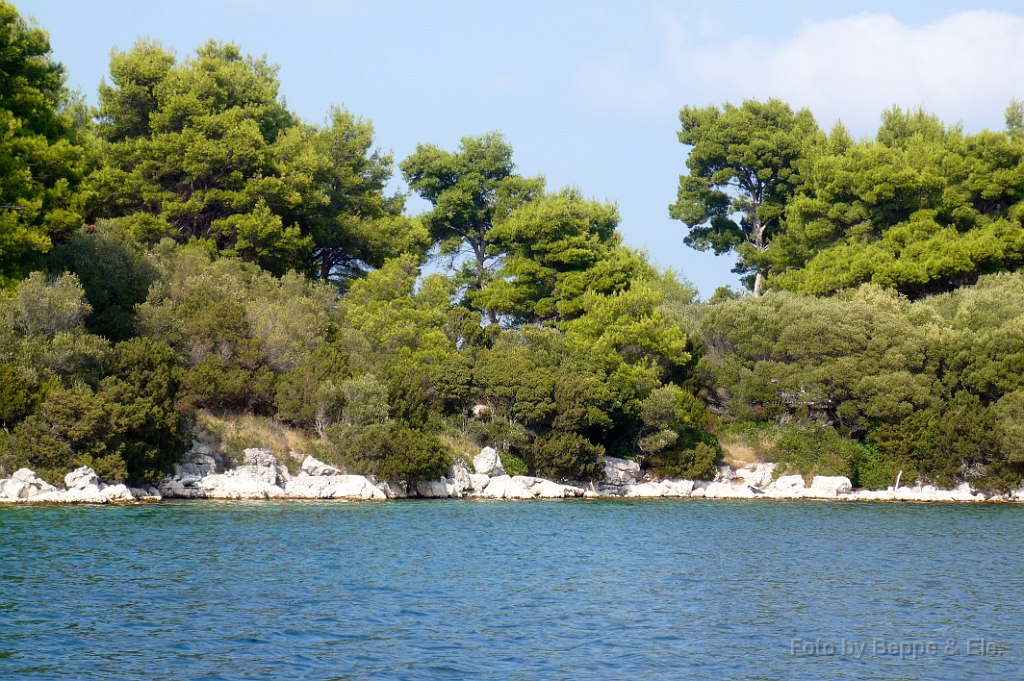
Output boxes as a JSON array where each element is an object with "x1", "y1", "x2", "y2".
[{"x1": 577, "y1": 10, "x2": 1024, "y2": 136}]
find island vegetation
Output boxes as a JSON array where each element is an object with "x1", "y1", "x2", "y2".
[{"x1": 0, "y1": 1, "x2": 1021, "y2": 494}]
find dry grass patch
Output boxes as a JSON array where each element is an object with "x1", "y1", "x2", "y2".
[
  {"x1": 716, "y1": 424, "x2": 780, "y2": 469},
  {"x1": 193, "y1": 411, "x2": 323, "y2": 474}
]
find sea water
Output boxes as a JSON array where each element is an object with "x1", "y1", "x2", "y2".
[{"x1": 1, "y1": 499, "x2": 1021, "y2": 680}]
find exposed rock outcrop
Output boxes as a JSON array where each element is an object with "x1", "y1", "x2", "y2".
[
  {"x1": 301, "y1": 455, "x2": 341, "y2": 477},
  {"x1": 0, "y1": 447, "x2": 1009, "y2": 505},
  {"x1": 473, "y1": 447, "x2": 505, "y2": 477},
  {"x1": 158, "y1": 447, "x2": 385, "y2": 500},
  {"x1": 0, "y1": 469, "x2": 58, "y2": 501},
  {"x1": 0, "y1": 466, "x2": 142, "y2": 504},
  {"x1": 602, "y1": 456, "x2": 641, "y2": 486}
]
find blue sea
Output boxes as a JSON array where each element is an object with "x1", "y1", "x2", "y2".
[{"x1": 1, "y1": 499, "x2": 1021, "y2": 680}]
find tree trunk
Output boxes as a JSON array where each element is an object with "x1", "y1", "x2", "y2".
[
  {"x1": 751, "y1": 212, "x2": 766, "y2": 297},
  {"x1": 471, "y1": 237, "x2": 499, "y2": 324}
]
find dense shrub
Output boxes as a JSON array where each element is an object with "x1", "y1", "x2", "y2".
[
  {"x1": 8, "y1": 338, "x2": 187, "y2": 484},
  {"x1": 529, "y1": 431, "x2": 604, "y2": 481},
  {"x1": 48, "y1": 223, "x2": 157, "y2": 341},
  {"x1": 646, "y1": 442, "x2": 719, "y2": 481},
  {"x1": 770, "y1": 424, "x2": 864, "y2": 482},
  {"x1": 325, "y1": 421, "x2": 452, "y2": 482},
  {"x1": 701, "y1": 276, "x2": 1024, "y2": 490},
  {"x1": 0, "y1": 363, "x2": 36, "y2": 427},
  {"x1": 274, "y1": 347, "x2": 350, "y2": 430}
]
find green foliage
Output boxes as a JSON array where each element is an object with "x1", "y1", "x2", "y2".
[
  {"x1": 375, "y1": 424, "x2": 452, "y2": 482},
  {"x1": 47, "y1": 222, "x2": 158, "y2": 341},
  {"x1": 703, "y1": 275, "x2": 1024, "y2": 490},
  {"x1": 771, "y1": 424, "x2": 863, "y2": 481},
  {"x1": 852, "y1": 445, "x2": 907, "y2": 491},
  {"x1": 136, "y1": 245, "x2": 336, "y2": 413},
  {"x1": 99, "y1": 337, "x2": 189, "y2": 482},
  {"x1": 87, "y1": 40, "x2": 419, "y2": 282},
  {"x1": 647, "y1": 442, "x2": 719, "y2": 481},
  {"x1": 0, "y1": 1, "x2": 86, "y2": 285},
  {"x1": 275, "y1": 107, "x2": 428, "y2": 282},
  {"x1": 770, "y1": 106, "x2": 1024, "y2": 297},
  {"x1": 564, "y1": 279, "x2": 691, "y2": 403},
  {"x1": 479, "y1": 188, "x2": 646, "y2": 323},
  {"x1": 499, "y1": 451, "x2": 529, "y2": 477},
  {"x1": 401, "y1": 132, "x2": 543, "y2": 312},
  {"x1": 339, "y1": 373, "x2": 389, "y2": 427},
  {"x1": 325, "y1": 421, "x2": 451, "y2": 482},
  {"x1": 993, "y1": 391, "x2": 1024, "y2": 463},
  {"x1": 336, "y1": 255, "x2": 461, "y2": 425},
  {"x1": 638, "y1": 385, "x2": 719, "y2": 478},
  {"x1": 530, "y1": 430, "x2": 604, "y2": 481},
  {"x1": 0, "y1": 363, "x2": 36, "y2": 426},
  {"x1": 274, "y1": 346, "x2": 349, "y2": 430},
  {"x1": 10, "y1": 338, "x2": 186, "y2": 484},
  {"x1": 670, "y1": 99, "x2": 820, "y2": 295},
  {"x1": 0, "y1": 272, "x2": 109, "y2": 384}
]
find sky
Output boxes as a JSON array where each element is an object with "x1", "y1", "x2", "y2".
[{"x1": 17, "y1": 0, "x2": 1024, "y2": 297}]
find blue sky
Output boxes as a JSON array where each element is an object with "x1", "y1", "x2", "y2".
[{"x1": 18, "y1": 0, "x2": 1024, "y2": 296}]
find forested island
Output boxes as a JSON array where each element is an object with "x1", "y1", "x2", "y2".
[{"x1": 1, "y1": 2, "x2": 1023, "y2": 500}]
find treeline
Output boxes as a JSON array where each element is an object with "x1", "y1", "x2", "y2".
[
  {"x1": 0, "y1": 3, "x2": 713, "y2": 485},
  {"x1": 673, "y1": 99, "x2": 1024, "y2": 491},
  {"x1": 672, "y1": 99, "x2": 1024, "y2": 298},
  {"x1": 1, "y1": 2, "x2": 1022, "y2": 492}
]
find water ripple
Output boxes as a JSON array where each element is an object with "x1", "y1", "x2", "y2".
[{"x1": 1, "y1": 499, "x2": 1022, "y2": 680}]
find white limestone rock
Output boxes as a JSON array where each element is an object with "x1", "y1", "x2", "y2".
[
  {"x1": 301, "y1": 455, "x2": 341, "y2": 477},
  {"x1": 285, "y1": 474, "x2": 386, "y2": 500},
  {"x1": 299, "y1": 454, "x2": 339, "y2": 475},
  {"x1": 101, "y1": 484, "x2": 134, "y2": 502},
  {"x1": 733, "y1": 463, "x2": 776, "y2": 490},
  {"x1": 479, "y1": 474, "x2": 510, "y2": 498},
  {"x1": 468, "y1": 473, "x2": 492, "y2": 494},
  {"x1": 951, "y1": 482, "x2": 976, "y2": 502},
  {"x1": 770, "y1": 475, "x2": 806, "y2": 491},
  {"x1": 505, "y1": 476, "x2": 536, "y2": 499},
  {"x1": 532, "y1": 479, "x2": 584, "y2": 498},
  {"x1": 658, "y1": 479, "x2": 694, "y2": 497},
  {"x1": 190, "y1": 450, "x2": 289, "y2": 499},
  {"x1": 703, "y1": 481, "x2": 756, "y2": 499},
  {"x1": 158, "y1": 476, "x2": 207, "y2": 499},
  {"x1": 375, "y1": 479, "x2": 408, "y2": 499},
  {"x1": 810, "y1": 476, "x2": 853, "y2": 498},
  {"x1": 715, "y1": 466, "x2": 737, "y2": 483},
  {"x1": 174, "y1": 442, "x2": 221, "y2": 478},
  {"x1": 129, "y1": 486, "x2": 162, "y2": 502},
  {"x1": 623, "y1": 482, "x2": 668, "y2": 498},
  {"x1": 416, "y1": 479, "x2": 456, "y2": 498},
  {"x1": 473, "y1": 447, "x2": 506, "y2": 477},
  {"x1": 65, "y1": 466, "x2": 100, "y2": 490},
  {"x1": 0, "y1": 469, "x2": 58, "y2": 501},
  {"x1": 447, "y1": 459, "x2": 473, "y2": 495},
  {"x1": 602, "y1": 456, "x2": 641, "y2": 486},
  {"x1": 479, "y1": 474, "x2": 536, "y2": 499},
  {"x1": 243, "y1": 448, "x2": 278, "y2": 468}
]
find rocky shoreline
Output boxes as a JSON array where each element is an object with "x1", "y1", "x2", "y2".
[{"x1": 2, "y1": 444, "x2": 1022, "y2": 505}]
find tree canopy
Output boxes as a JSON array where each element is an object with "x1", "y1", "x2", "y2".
[
  {"x1": 85, "y1": 39, "x2": 421, "y2": 282},
  {"x1": 0, "y1": 1, "x2": 86, "y2": 286},
  {"x1": 401, "y1": 132, "x2": 543, "y2": 317},
  {"x1": 670, "y1": 99, "x2": 819, "y2": 295},
  {"x1": 1, "y1": 0, "x2": 1021, "y2": 492},
  {"x1": 767, "y1": 106, "x2": 1024, "y2": 297}
]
